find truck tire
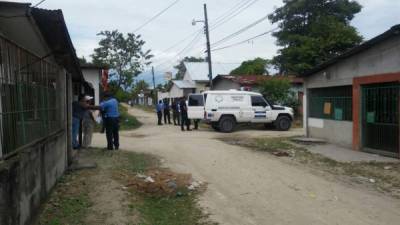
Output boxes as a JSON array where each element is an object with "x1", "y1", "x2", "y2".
[
  {"x1": 219, "y1": 116, "x2": 236, "y2": 133},
  {"x1": 275, "y1": 116, "x2": 292, "y2": 131},
  {"x1": 211, "y1": 122, "x2": 220, "y2": 131}
]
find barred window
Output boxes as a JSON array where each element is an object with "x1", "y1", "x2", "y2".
[
  {"x1": 0, "y1": 36, "x2": 63, "y2": 158},
  {"x1": 309, "y1": 86, "x2": 353, "y2": 121}
]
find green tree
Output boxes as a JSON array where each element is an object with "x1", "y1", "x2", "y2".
[
  {"x1": 230, "y1": 58, "x2": 270, "y2": 75},
  {"x1": 131, "y1": 80, "x2": 149, "y2": 99},
  {"x1": 92, "y1": 30, "x2": 154, "y2": 90},
  {"x1": 174, "y1": 57, "x2": 205, "y2": 80},
  {"x1": 78, "y1": 56, "x2": 88, "y2": 65},
  {"x1": 269, "y1": 0, "x2": 363, "y2": 74},
  {"x1": 259, "y1": 78, "x2": 300, "y2": 115}
]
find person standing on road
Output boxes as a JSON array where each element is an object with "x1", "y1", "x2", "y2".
[
  {"x1": 163, "y1": 99, "x2": 172, "y2": 125},
  {"x1": 179, "y1": 96, "x2": 191, "y2": 131},
  {"x1": 156, "y1": 100, "x2": 164, "y2": 126},
  {"x1": 100, "y1": 92, "x2": 120, "y2": 151},
  {"x1": 82, "y1": 96, "x2": 96, "y2": 148},
  {"x1": 193, "y1": 119, "x2": 200, "y2": 130},
  {"x1": 172, "y1": 99, "x2": 180, "y2": 126},
  {"x1": 72, "y1": 95, "x2": 100, "y2": 150}
]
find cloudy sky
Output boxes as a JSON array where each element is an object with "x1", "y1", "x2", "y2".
[{"x1": 9, "y1": 0, "x2": 400, "y2": 73}]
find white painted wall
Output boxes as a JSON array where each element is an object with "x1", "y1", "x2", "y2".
[
  {"x1": 82, "y1": 68, "x2": 101, "y2": 105},
  {"x1": 169, "y1": 84, "x2": 184, "y2": 98}
]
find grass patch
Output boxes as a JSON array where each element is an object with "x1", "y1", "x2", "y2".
[
  {"x1": 94, "y1": 104, "x2": 142, "y2": 132},
  {"x1": 119, "y1": 104, "x2": 142, "y2": 130},
  {"x1": 37, "y1": 171, "x2": 92, "y2": 225},
  {"x1": 113, "y1": 150, "x2": 213, "y2": 225},
  {"x1": 137, "y1": 194, "x2": 211, "y2": 225},
  {"x1": 38, "y1": 149, "x2": 213, "y2": 225},
  {"x1": 220, "y1": 136, "x2": 400, "y2": 198}
]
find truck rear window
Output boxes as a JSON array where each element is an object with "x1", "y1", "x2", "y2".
[{"x1": 188, "y1": 95, "x2": 204, "y2": 106}]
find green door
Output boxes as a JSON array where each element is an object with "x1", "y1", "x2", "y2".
[{"x1": 362, "y1": 83, "x2": 399, "y2": 157}]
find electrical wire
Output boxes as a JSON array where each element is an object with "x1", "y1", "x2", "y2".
[
  {"x1": 150, "y1": 0, "x2": 260, "y2": 71},
  {"x1": 211, "y1": 14, "x2": 269, "y2": 48},
  {"x1": 33, "y1": 0, "x2": 47, "y2": 7},
  {"x1": 133, "y1": 0, "x2": 181, "y2": 33},
  {"x1": 211, "y1": 27, "x2": 278, "y2": 52},
  {"x1": 209, "y1": 0, "x2": 252, "y2": 28},
  {"x1": 152, "y1": 0, "x2": 253, "y2": 59},
  {"x1": 210, "y1": 0, "x2": 260, "y2": 31}
]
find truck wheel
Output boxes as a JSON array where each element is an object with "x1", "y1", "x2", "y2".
[
  {"x1": 211, "y1": 122, "x2": 220, "y2": 131},
  {"x1": 219, "y1": 116, "x2": 236, "y2": 133},
  {"x1": 275, "y1": 116, "x2": 292, "y2": 131}
]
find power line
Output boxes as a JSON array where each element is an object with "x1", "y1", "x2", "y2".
[
  {"x1": 150, "y1": 0, "x2": 260, "y2": 71},
  {"x1": 133, "y1": 0, "x2": 181, "y2": 33},
  {"x1": 152, "y1": 0, "x2": 253, "y2": 60},
  {"x1": 211, "y1": 14, "x2": 269, "y2": 48},
  {"x1": 209, "y1": 0, "x2": 252, "y2": 28},
  {"x1": 210, "y1": 0, "x2": 260, "y2": 31},
  {"x1": 33, "y1": 0, "x2": 47, "y2": 7},
  {"x1": 211, "y1": 27, "x2": 278, "y2": 52}
]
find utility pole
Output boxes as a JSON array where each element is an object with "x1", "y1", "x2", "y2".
[
  {"x1": 203, "y1": 4, "x2": 213, "y2": 89},
  {"x1": 152, "y1": 66, "x2": 156, "y2": 104}
]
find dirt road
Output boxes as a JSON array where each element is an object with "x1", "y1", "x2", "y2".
[{"x1": 92, "y1": 107, "x2": 400, "y2": 225}]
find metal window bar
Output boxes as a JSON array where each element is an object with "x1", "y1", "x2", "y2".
[
  {"x1": 0, "y1": 35, "x2": 62, "y2": 159},
  {"x1": 309, "y1": 86, "x2": 353, "y2": 121}
]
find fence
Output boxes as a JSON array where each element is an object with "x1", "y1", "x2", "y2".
[
  {"x1": 0, "y1": 35, "x2": 62, "y2": 159},
  {"x1": 309, "y1": 86, "x2": 353, "y2": 121}
]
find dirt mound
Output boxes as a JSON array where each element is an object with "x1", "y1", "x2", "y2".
[{"x1": 127, "y1": 168, "x2": 203, "y2": 196}]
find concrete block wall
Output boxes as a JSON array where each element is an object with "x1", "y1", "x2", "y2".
[{"x1": 0, "y1": 131, "x2": 67, "y2": 225}]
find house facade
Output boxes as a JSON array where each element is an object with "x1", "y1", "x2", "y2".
[
  {"x1": 0, "y1": 2, "x2": 87, "y2": 224},
  {"x1": 303, "y1": 25, "x2": 400, "y2": 158},
  {"x1": 182, "y1": 62, "x2": 240, "y2": 93},
  {"x1": 81, "y1": 64, "x2": 107, "y2": 105}
]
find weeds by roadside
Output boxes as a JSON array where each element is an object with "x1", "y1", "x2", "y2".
[
  {"x1": 37, "y1": 170, "x2": 93, "y2": 225},
  {"x1": 37, "y1": 149, "x2": 213, "y2": 225},
  {"x1": 119, "y1": 104, "x2": 142, "y2": 130},
  {"x1": 94, "y1": 104, "x2": 141, "y2": 132},
  {"x1": 220, "y1": 136, "x2": 400, "y2": 198}
]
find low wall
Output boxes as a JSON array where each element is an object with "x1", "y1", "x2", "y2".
[
  {"x1": 308, "y1": 118, "x2": 353, "y2": 148},
  {"x1": 0, "y1": 130, "x2": 67, "y2": 225}
]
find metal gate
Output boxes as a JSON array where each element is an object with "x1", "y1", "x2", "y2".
[{"x1": 362, "y1": 83, "x2": 399, "y2": 157}]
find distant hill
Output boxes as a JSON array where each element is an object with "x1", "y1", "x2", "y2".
[{"x1": 134, "y1": 69, "x2": 177, "y2": 89}]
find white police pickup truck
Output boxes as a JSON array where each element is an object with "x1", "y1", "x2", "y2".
[{"x1": 188, "y1": 90, "x2": 294, "y2": 133}]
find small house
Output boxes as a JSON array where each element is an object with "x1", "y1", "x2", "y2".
[
  {"x1": 302, "y1": 25, "x2": 400, "y2": 158},
  {"x1": 0, "y1": 2, "x2": 89, "y2": 224}
]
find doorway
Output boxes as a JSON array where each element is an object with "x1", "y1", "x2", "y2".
[{"x1": 362, "y1": 83, "x2": 399, "y2": 157}]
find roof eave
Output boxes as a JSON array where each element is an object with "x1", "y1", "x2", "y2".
[{"x1": 302, "y1": 24, "x2": 400, "y2": 77}]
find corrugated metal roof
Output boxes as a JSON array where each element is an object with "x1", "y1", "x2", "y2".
[
  {"x1": 172, "y1": 80, "x2": 196, "y2": 89},
  {"x1": 184, "y1": 62, "x2": 241, "y2": 81}
]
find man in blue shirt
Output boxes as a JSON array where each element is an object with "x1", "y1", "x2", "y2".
[
  {"x1": 100, "y1": 92, "x2": 120, "y2": 150},
  {"x1": 156, "y1": 100, "x2": 164, "y2": 125}
]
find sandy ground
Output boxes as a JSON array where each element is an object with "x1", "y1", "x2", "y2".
[{"x1": 92, "y1": 107, "x2": 400, "y2": 225}]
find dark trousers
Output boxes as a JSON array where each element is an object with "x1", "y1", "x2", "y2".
[
  {"x1": 164, "y1": 109, "x2": 171, "y2": 124},
  {"x1": 193, "y1": 119, "x2": 199, "y2": 130},
  {"x1": 104, "y1": 117, "x2": 119, "y2": 150},
  {"x1": 172, "y1": 111, "x2": 180, "y2": 125},
  {"x1": 181, "y1": 113, "x2": 190, "y2": 130},
  {"x1": 157, "y1": 111, "x2": 163, "y2": 125}
]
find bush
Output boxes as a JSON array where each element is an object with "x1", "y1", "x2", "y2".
[{"x1": 259, "y1": 78, "x2": 300, "y2": 115}]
